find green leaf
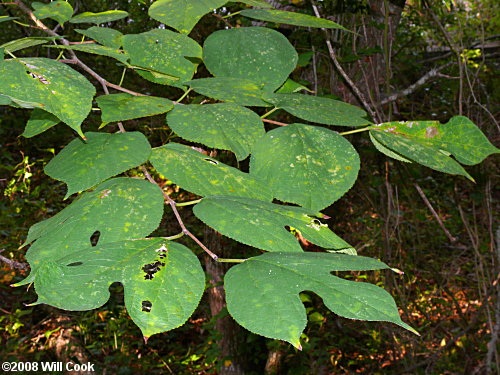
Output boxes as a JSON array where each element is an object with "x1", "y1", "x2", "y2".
[
  {"x1": 0, "y1": 58, "x2": 95, "y2": 137},
  {"x1": 32, "y1": 1, "x2": 73, "y2": 25},
  {"x1": 237, "y1": 0, "x2": 273, "y2": 8},
  {"x1": 0, "y1": 37, "x2": 61, "y2": 54},
  {"x1": 0, "y1": 16, "x2": 18, "y2": 23},
  {"x1": 70, "y1": 10, "x2": 129, "y2": 24},
  {"x1": 276, "y1": 78, "x2": 312, "y2": 94},
  {"x1": 240, "y1": 9, "x2": 347, "y2": 30},
  {"x1": 17, "y1": 177, "x2": 164, "y2": 280},
  {"x1": 96, "y1": 93, "x2": 173, "y2": 125},
  {"x1": 22, "y1": 109, "x2": 60, "y2": 138},
  {"x1": 149, "y1": 0, "x2": 227, "y2": 34},
  {"x1": 225, "y1": 252, "x2": 417, "y2": 348},
  {"x1": 44, "y1": 132, "x2": 152, "y2": 198},
  {"x1": 166, "y1": 103, "x2": 265, "y2": 160},
  {"x1": 262, "y1": 93, "x2": 371, "y2": 126},
  {"x1": 369, "y1": 132, "x2": 412, "y2": 163},
  {"x1": 370, "y1": 116, "x2": 499, "y2": 179},
  {"x1": 186, "y1": 77, "x2": 271, "y2": 107},
  {"x1": 75, "y1": 27, "x2": 124, "y2": 48},
  {"x1": 203, "y1": 27, "x2": 298, "y2": 92},
  {"x1": 31, "y1": 238, "x2": 205, "y2": 338},
  {"x1": 46, "y1": 44, "x2": 130, "y2": 64},
  {"x1": 193, "y1": 196, "x2": 351, "y2": 252},
  {"x1": 250, "y1": 123, "x2": 360, "y2": 211},
  {"x1": 150, "y1": 144, "x2": 272, "y2": 201},
  {"x1": 123, "y1": 29, "x2": 202, "y2": 88}
]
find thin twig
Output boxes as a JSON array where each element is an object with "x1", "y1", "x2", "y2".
[
  {"x1": 0, "y1": 249, "x2": 28, "y2": 270},
  {"x1": 262, "y1": 118, "x2": 287, "y2": 127},
  {"x1": 414, "y1": 183, "x2": 457, "y2": 243}
]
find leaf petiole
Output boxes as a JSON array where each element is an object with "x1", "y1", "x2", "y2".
[
  {"x1": 339, "y1": 126, "x2": 372, "y2": 136},
  {"x1": 176, "y1": 198, "x2": 202, "y2": 207}
]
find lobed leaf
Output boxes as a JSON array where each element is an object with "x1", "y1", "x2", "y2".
[
  {"x1": 250, "y1": 123, "x2": 360, "y2": 210},
  {"x1": 240, "y1": 9, "x2": 347, "y2": 30},
  {"x1": 193, "y1": 196, "x2": 351, "y2": 252},
  {"x1": 203, "y1": 27, "x2": 298, "y2": 92},
  {"x1": 32, "y1": 1, "x2": 73, "y2": 25},
  {"x1": 22, "y1": 109, "x2": 60, "y2": 138},
  {"x1": 70, "y1": 10, "x2": 129, "y2": 24},
  {"x1": 150, "y1": 143, "x2": 272, "y2": 201},
  {"x1": 75, "y1": 27, "x2": 124, "y2": 48},
  {"x1": 149, "y1": 0, "x2": 227, "y2": 34},
  {"x1": 262, "y1": 93, "x2": 371, "y2": 127},
  {"x1": 17, "y1": 177, "x2": 164, "y2": 282},
  {"x1": 0, "y1": 58, "x2": 95, "y2": 137},
  {"x1": 166, "y1": 103, "x2": 265, "y2": 161},
  {"x1": 186, "y1": 77, "x2": 271, "y2": 107},
  {"x1": 225, "y1": 252, "x2": 417, "y2": 348},
  {"x1": 96, "y1": 93, "x2": 174, "y2": 125},
  {"x1": 44, "y1": 132, "x2": 152, "y2": 198},
  {"x1": 123, "y1": 29, "x2": 202, "y2": 87},
  {"x1": 31, "y1": 238, "x2": 205, "y2": 338}
]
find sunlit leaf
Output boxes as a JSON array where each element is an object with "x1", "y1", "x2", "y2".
[
  {"x1": 150, "y1": 143, "x2": 272, "y2": 201},
  {"x1": 240, "y1": 9, "x2": 347, "y2": 29},
  {"x1": 250, "y1": 123, "x2": 360, "y2": 210},
  {"x1": 70, "y1": 10, "x2": 129, "y2": 24},
  {"x1": 276, "y1": 78, "x2": 312, "y2": 94},
  {"x1": 225, "y1": 252, "x2": 417, "y2": 348},
  {"x1": 31, "y1": 238, "x2": 205, "y2": 338},
  {"x1": 44, "y1": 132, "x2": 152, "y2": 198},
  {"x1": 75, "y1": 27, "x2": 124, "y2": 48},
  {"x1": 32, "y1": 1, "x2": 73, "y2": 25},
  {"x1": 166, "y1": 103, "x2": 265, "y2": 160},
  {"x1": 193, "y1": 196, "x2": 351, "y2": 252},
  {"x1": 0, "y1": 37, "x2": 61, "y2": 54},
  {"x1": 46, "y1": 44, "x2": 130, "y2": 64},
  {"x1": 203, "y1": 27, "x2": 298, "y2": 92}
]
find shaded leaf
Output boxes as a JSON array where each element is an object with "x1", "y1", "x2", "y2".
[
  {"x1": 225, "y1": 252, "x2": 417, "y2": 348},
  {"x1": 17, "y1": 177, "x2": 164, "y2": 280},
  {"x1": 203, "y1": 27, "x2": 298, "y2": 92},
  {"x1": 150, "y1": 143, "x2": 272, "y2": 201},
  {"x1": 0, "y1": 58, "x2": 95, "y2": 137},
  {"x1": 250, "y1": 124, "x2": 360, "y2": 210},
  {"x1": 369, "y1": 132, "x2": 412, "y2": 163},
  {"x1": 75, "y1": 27, "x2": 124, "y2": 48},
  {"x1": 0, "y1": 16, "x2": 18, "y2": 23},
  {"x1": 193, "y1": 196, "x2": 350, "y2": 252},
  {"x1": 70, "y1": 10, "x2": 129, "y2": 24},
  {"x1": 22, "y1": 109, "x2": 60, "y2": 138},
  {"x1": 96, "y1": 93, "x2": 173, "y2": 125},
  {"x1": 237, "y1": 0, "x2": 273, "y2": 8},
  {"x1": 123, "y1": 29, "x2": 201, "y2": 87},
  {"x1": 240, "y1": 9, "x2": 347, "y2": 29},
  {"x1": 46, "y1": 44, "x2": 130, "y2": 64},
  {"x1": 31, "y1": 238, "x2": 205, "y2": 338},
  {"x1": 167, "y1": 103, "x2": 265, "y2": 160},
  {"x1": 186, "y1": 77, "x2": 271, "y2": 107},
  {"x1": 32, "y1": 1, "x2": 73, "y2": 25},
  {"x1": 1, "y1": 37, "x2": 61, "y2": 54},
  {"x1": 44, "y1": 132, "x2": 152, "y2": 198},
  {"x1": 262, "y1": 93, "x2": 370, "y2": 126},
  {"x1": 149, "y1": 0, "x2": 227, "y2": 34}
]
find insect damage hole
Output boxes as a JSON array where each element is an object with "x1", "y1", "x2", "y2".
[
  {"x1": 204, "y1": 158, "x2": 219, "y2": 165},
  {"x1": 142, "y1": 300, "x2": 152, "y2": 313},
  {"x1": 142, "y1": 260, "x2": 166, "y2": 280},
  {"x1": 90, "y1": 231, "x2": 100, "y2": 247},
  {"x1": 67, "y1": 261, "x2": 83, "y2": 267}
]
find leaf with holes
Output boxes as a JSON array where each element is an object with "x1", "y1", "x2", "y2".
[
  {"x1": 240, "y1": 9, "x2": 347, "y2": 30},
  {"x1": 70, "y1": 10, "x2": 129, "y2": 24},
  {"x1": 46, "y1": 44, "x2": 130, "y2": 65},
  {"x1": 149, "y1": 0, "x2": 227, "y2": 34},
  {"x1": 370, "y1": 117, "x2": 499, "y2": 177},
  {"x1": 262, "y1": 93, "x2": 370, "y2": 126},
  {"x1": 0, "y1": 58, "x2": 95, "y2": 138},
  {"x1": 44, "y1": 132, "x2": 152, "y2": 198},
  {"x1": 29, "y1": 238, "x2": 205, "y2": 338},
  {"x1": 75, "y1": 27, "x2": 123, "y2": 48},
  {"x1": 203, "y1": 27, "x2": 298, "y2": 92},
  {"x1": 250, "y1": 124, "x2": 360, "y2": 211},
  {"x1": 225, "y1": 252, "x2": 417, "y2": 348},
  {"x1": 193, "y1": 196, "x2": 350, "y2": 252},
  {"x1": 123, "y1": 29, "x2": 201, "y2": 87},
  {"x1": 22, "y1": 109, "x2": 60, "y2": 138},
  {"x1": 186, "y1": 78, "x2": 271, "y2": 107},
  {"x1": 97, "y1": 93, "x2": 173, "y2": 125},
  {"x1": 32, "y1": 1, "x2": 73, "y2": 25},
  {"x1": 1, "y1": 37, "x2": 61, "y2": 54},
  {"x1": 15, "y1": 177, "x2": 164, "y2": 283},
  {"x1": 150, "y1": 143, "x2": 272, "y2": 201},
  {"x1": 167, "y1": 103, "x2": 265, "y2": 160}
]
